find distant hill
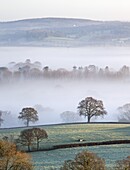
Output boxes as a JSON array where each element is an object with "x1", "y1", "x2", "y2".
[{"x1": 0, "y1": 17, "x2": 130, "y2": 47}]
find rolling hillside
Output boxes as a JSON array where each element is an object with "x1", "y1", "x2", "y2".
[{"x1": 0, "y1": 18, "x2": 130, "y2": 47}]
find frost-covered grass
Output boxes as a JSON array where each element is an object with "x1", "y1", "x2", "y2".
[
  {"x1": 38, "y1": 123, "x2": 130, "y2": 149},
  {"x1": 1, "y1": 123, "x2": 130, "y2": 169},
  {"x1": 31, "y1": 144, "x2": 130, "y2": 169},
  {"x1": 1, "y1": 123, "x2": 130, "y2": 148}
]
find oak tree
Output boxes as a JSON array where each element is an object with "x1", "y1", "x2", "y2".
[
  {"x1": 77, "y1": 97, "x2": 107, "y2": 122},
  {"x1": 18, "y1": 107, "x2": 38, "y2": 127}
]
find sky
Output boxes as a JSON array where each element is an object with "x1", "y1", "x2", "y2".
[{"x1": 0, "y1": 0, "x2": 130, "y2": 21}]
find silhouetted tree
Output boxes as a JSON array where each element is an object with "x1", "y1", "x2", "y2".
[
  {"x1": 77, "y1": 97, "x2": 107, "y2": 122},
  {"x1": 32, "y1": 128, "x2": 48, "y2": 150},
  {"x1": 18, "y1": 129, "x2": 34, "y2": 151},
  {"x1": 18, "y1": 107, "x2": 38, "y2": 126},
  {"x1": 18, "y1": 128, "x2": 48, "y2": 151}
]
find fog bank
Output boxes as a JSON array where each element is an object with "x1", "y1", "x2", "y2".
[{"x1": 0, "y1": 47, "x2": 130, "y2": 127}]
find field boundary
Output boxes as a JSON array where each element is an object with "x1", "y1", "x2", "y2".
[
  {"x1": 53, "y1": 140, "x2": 130, "y2": 149},
  {"x1": 28, "y1": 140, "x2": 130, "y2": 152},
  {"x1": 1, "y1": 122, "x2": 130, "y2": 130}
]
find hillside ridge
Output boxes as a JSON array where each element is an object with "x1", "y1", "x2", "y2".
[{"x1": 0, "y1": 17, "x2": 130, "y2": 47}]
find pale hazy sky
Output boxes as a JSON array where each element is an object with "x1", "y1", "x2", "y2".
[{"x1": 0, "y1": 0, "x2": 130, "y2": 21}]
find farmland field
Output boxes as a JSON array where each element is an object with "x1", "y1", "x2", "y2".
[
  {"x1": 31, "y1": 144, "x2": 130, "y2": 169},
  {"x1": 1, "y1": 123, "x2": 130, "y2": 169}
]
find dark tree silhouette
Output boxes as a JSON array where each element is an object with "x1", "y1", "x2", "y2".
[
  {"x1": 18, "y1": 107, "x2": 38, "y2": 126},
  {"x1": 18, "y1": 128, "x2": 48, "y2": 151},
  {"x1": 18, "y1": 129, "x2": 34, "y2": 151},
  {"x1": 32, "y1": 128, "x2": 48, "y2": 150},
  {"x1": 77, "y1": 97, "x2": 107, "y2": 122}
]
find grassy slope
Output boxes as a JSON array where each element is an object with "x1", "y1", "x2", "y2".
[{"x1": 1, "y1": 123, "x2": 130, "y2": 169}]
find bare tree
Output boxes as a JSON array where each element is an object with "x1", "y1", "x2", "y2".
[
  {"x1": 18, "y1": 107, "x2": 38, "y2": 126},
  {"x1": 77, "y1": 97, "x2": 107, "y2": 123}
]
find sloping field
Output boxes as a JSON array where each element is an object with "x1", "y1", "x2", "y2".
[
  {"x1": 1, "y1": 123, "x2": 130, "y2": 169},
  {"x1": 31, "y1": 144, "x2": 130, "y2": 169}
]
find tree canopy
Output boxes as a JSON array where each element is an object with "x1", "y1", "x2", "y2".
[
  {"x1": 0, "y1": 140, "x2": 33, "y2": 170},
  {"x1": 31, "y1": 128, "x2": 48, "y2": 150},
  {"x1": 18, "y1": 129, "x2": 34, "y2": 152},
  {"x1": 61, "y1": 150, "x2": 106, "y2": 170},
  {"x1": 18, "y1": 107, "x2": 38, "y2": 127},
  {"x1": 77, "y1": 97, "x2": 107, "y2": 122},
  {"x1": 18, "y1": 128, "x2": 48, "y2": 151}
]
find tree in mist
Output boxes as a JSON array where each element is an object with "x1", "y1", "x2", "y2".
[
  {"x1": 0, "y1": 140, "x2": 33, "y2": 170},
  {"x1": 115, "y1": 156, "x2": 130, "y2": 170},
  {"x1": 77, "y1": 97, "x2": 107, "y2": 123},
  {"x1": 117, "y1": 103, "x2": 130, "y2": 122},
  {"x1": 0, "y1": 110, "x2": 10, "y2": 127},
  {"x1": 61, "y1": 150, "x2": 106, "y2": 170},
  {"x1": 0, "y1": 111, "x2": 4, "y2": 127},
  {"x1": 60, "y1": 111, "x2": 82, "y2": 123},
  {"x1": 18, "y1": 107, "x2": 38, "y2": 127}
]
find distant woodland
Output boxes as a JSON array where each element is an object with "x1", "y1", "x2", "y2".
[{"x1": 0, "y1": 59, "x2": 130, "y2": 83}]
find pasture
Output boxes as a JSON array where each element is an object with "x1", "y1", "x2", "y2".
[{"x1": 1, "y1": 123, "x2": 130, "y2": 169}]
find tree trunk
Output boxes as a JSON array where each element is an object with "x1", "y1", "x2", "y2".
[
  {"x1": 27, "y1": 120, "x2": 29, "y2": 127},
  {"x1": 37, "y1": 141, "x2": 39, "y2": 150},
  {"x1": 28, "y1": 145, "x2": 31, "y2": 152},
  {"x1": 87, "y1": 116, "x2": 91, "y2": 123}
]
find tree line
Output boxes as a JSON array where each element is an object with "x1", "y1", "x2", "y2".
[{"x1": 0, "y1": 59, "x2": 130, "y2": 82}]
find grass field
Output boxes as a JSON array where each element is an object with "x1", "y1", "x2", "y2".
[
  {"x1": 1, "y1": 123, "x2": 130, "y2": 169},
  {"x1": 31, "y1": 144, "x2": 130, "y2": 169}
]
